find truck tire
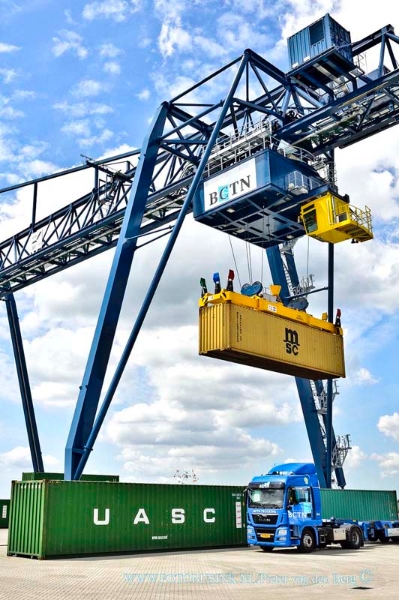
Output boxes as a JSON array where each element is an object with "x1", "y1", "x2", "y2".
[
  {"x1": 261, "y1": 546, "x2": 274, "y2": 552},
  {"x1": 298, "y1": 529, "x2": 315, "y2": 553},
  {"x1": 341, "y1": 526, "x2": 362, "y2": 550}
]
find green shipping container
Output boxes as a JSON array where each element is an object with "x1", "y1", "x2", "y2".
[
  {"x1": 8, "y1": 481, "x2": 246, "y2": 559},
  {"x1": 21, "y1": 472, "x2": 119, "y2": 482},
  {"x1": 0, "y1": 500, "x2": 10, "y2": 528},
  {"x1": 321, "y1": 489, "x2": 398, "y2": 521}
]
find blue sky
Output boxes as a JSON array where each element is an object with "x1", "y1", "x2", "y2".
[{"x1": 1, "y1": 0, "x2": 399, "y2": 498}]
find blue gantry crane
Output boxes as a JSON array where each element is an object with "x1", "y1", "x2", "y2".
[{"x1": 0, "y1": 15, "x2": 398, "y2": 486}]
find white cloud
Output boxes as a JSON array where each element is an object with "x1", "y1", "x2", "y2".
[
  {"x1": 72, "y1": 79, "x2": 107, "y2": 97},
  {"x1": 80, "y1": 128, "x2": 113, "y2": 148},
  {"x1": 352, "y1": 368, "x2": 379, "y2": 386},
  {"x1": 0, "y1": 42, "x2": 20, "y2": 53},
  {"x1": 99, "y1": 43, "x2": 122, "y2": 58},
  {"x1": 12, "y1": 90, "x2": 36, "y2": 101},
  {"x1": 0, "y1": 68, "x2": 18, "y2": 84},
  {"x1": 103, "y1": 61, "x2": 121, "y2": 75},
  {"x1": 378, "y1": 413, "x2": 399, "y2": 442},
  {"x1": 0, "y1": 446, "x2": 59, "y2": 470},
  {"x1": 100, "y1": 143, "x2": 137, "y2": 158},
  {"x1": 154, "y1": 0, "x2": 187, "y2": 20},
  {"x1": 216, "y1": 12, "x2": 270, "y2": 53},
  {"x1": 53, "y1": 101, "x2": 113, "y2": 118},
  {"x1": 371, "y1": 452, "x2": 399, "y2": 477},
  {"x1": 115, "y1": 433, "x2": 280, "y2": 482},
  {"x1": 61, "y1": 119, "x2": 91, "y2": 137},
  {"x1": 137, "y1": 88, "x2": 150, "y2": 101},
  {"x1": 138, "y1": 36, "x2": 152, "y2": 49},
  {"x1": 52, "y1": 30, "x2": 88, "y2": 59},
  {"x1": 65, "y1": 9, "x2": 78, "y2": 25},
  {"x1": 158, "y1": 18, "x2": 192, "y2": 57},
  {"x1": 60, "y1": 119, "x2": 113, "y2": 148},
  {"x1": 192, "y1": 35, "x2": 227, "y2": 59},
  {"x1": 0, "y1": 105, "x2": 24, "y2": 119},
  {"x1": 344, "y1": 445, "x2": 367, "y2": 471},
  {"x1": 18, "y1": 159, "x2": 58, "y2": 179},
  {"x1": 83, "y1": 0, "x2": 142, "y2": 22}
]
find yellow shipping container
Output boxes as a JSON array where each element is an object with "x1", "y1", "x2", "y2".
[{"x1": 199, "y1": 303, "x2": 345, "y2": 379}]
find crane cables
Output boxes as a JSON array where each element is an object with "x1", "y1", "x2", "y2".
[{"x1": 228, "y1": 235, "x2": 242, "y2": 289}]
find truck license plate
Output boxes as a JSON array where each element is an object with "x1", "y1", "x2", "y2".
[{"x1": 260, "y1": 533, "x2": 272, "y2": 538}]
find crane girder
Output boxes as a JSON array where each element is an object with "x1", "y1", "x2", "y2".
[{"x1": 2, "y1": 33, "x2": 399, "y2": 294}]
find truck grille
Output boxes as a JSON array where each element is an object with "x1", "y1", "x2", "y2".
[{"x1": 252, "y1": 514, "x2": 278, "y2": 525}]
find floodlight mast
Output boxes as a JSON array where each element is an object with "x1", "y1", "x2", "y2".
[{"x1": 0, "y1": 21, "x2": 398, "y2": 486}]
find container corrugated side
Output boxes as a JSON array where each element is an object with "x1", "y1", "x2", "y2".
[
  {"x1": 321, "y1": 489, "x2": 398, "y2": 521},
  {"x1": 0, "y1": 500, "x2": 10, "y2": 528},
  {"x1": 21, "y1": 472, "x2": 119, "y2": 482},
  {"x1": 8, "y1": 481, "x2": 246, "y2": 559},
  {"x1": 288, "y1": 14, "x2": 352, "y2": 68},
  {"x1": 199, "y1": 303, "x2": 345, "y2": 379},
  {"x1": 8, "y1": 482, "x2": 45, "y2": 556}
]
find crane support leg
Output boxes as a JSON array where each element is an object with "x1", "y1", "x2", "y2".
[
  {"x1": 65, "y1": 103, "x2": 170, "y2": 480},
  {"x1": 326, "y1": 243, "x2": 334, "y2": 487},
  {"x1": 5, "y1": 293, "x2": 44, "y2": 472},
  {"x1": 66, "y1": 53, "x2": 250, "y2": 480},
  {"x1": 295, "y1": 378, "x2": 327, "y2": 487}
]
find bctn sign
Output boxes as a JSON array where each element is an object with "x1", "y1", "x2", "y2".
[{"x1": 203, "y1": 159, "x2": 257, "y2": 212}]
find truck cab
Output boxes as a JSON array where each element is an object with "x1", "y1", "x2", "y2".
[{"x1": 246, "y1": 463, "x2": 363, "y2": 553}]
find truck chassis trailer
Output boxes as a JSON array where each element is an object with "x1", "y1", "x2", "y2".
[{"x1": 246, "y1": 463, "x2": 399, "y2": 553}]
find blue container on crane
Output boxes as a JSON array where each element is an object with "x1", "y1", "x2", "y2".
[
  {"x1": 288, "y1": 14, "x2": 352, "y2": 69},
  {"x1": 287, "y1": 14, "x2": 355, "y2": 93}
]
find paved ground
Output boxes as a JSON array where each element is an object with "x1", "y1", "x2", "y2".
[{"x1": 1, "y1": 528, "x2": 398, "y2": 599}]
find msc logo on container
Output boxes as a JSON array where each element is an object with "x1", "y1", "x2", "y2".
[
  {"x1": 284, "y1": 328, "x2": 300, "y2": 355},
  {"x1": 208, "y1": 175, "x2": 252, "y2": 206}
]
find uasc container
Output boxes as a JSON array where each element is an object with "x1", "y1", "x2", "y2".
[{"x1": 8, "y1": 481, "x2": 246, "y2": 559}]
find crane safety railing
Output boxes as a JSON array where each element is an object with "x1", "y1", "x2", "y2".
[
  {"x1": 332, "y1": 201, "x2": 373, "y2": 233},
  {"x1": 202, "y1": 118, "x2": 330, "y2": 180}
]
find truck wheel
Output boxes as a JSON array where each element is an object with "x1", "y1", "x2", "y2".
[
  {"x1": 261, "y1": 546, "x2": 274, "y2": 552},
  {"x1": 347, "y1": 526, "x2": 362, "y2": 549},
  {"x1": 298, "y1": 529, "x2": 315, "y2": 553}
]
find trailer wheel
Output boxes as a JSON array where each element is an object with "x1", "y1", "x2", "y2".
[
  {"x1": 298, "y1": 529, "x2": 315, "y2": 553},
  {"x1": 368, "y1": 531, "x2": 378, "y2": 543},
  {"x1": 341, "y1": 526, "x2": 362, "y2": 550},
  {"x1": 261, "y1": 546, "x2": 274, "y2": 552}
]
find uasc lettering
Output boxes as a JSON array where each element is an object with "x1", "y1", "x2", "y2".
[{"x1": 93, "y1": 507, "x2": 216, "y2": 526}]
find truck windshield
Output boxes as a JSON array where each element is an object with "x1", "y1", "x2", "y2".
[{"x1": 247, "y1": 488, "x2": 284, "y2": 509}]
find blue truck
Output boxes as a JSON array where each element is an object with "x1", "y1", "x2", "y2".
[{"x1": 246, "y1": 463, "x2": 399, "y2": 552}]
